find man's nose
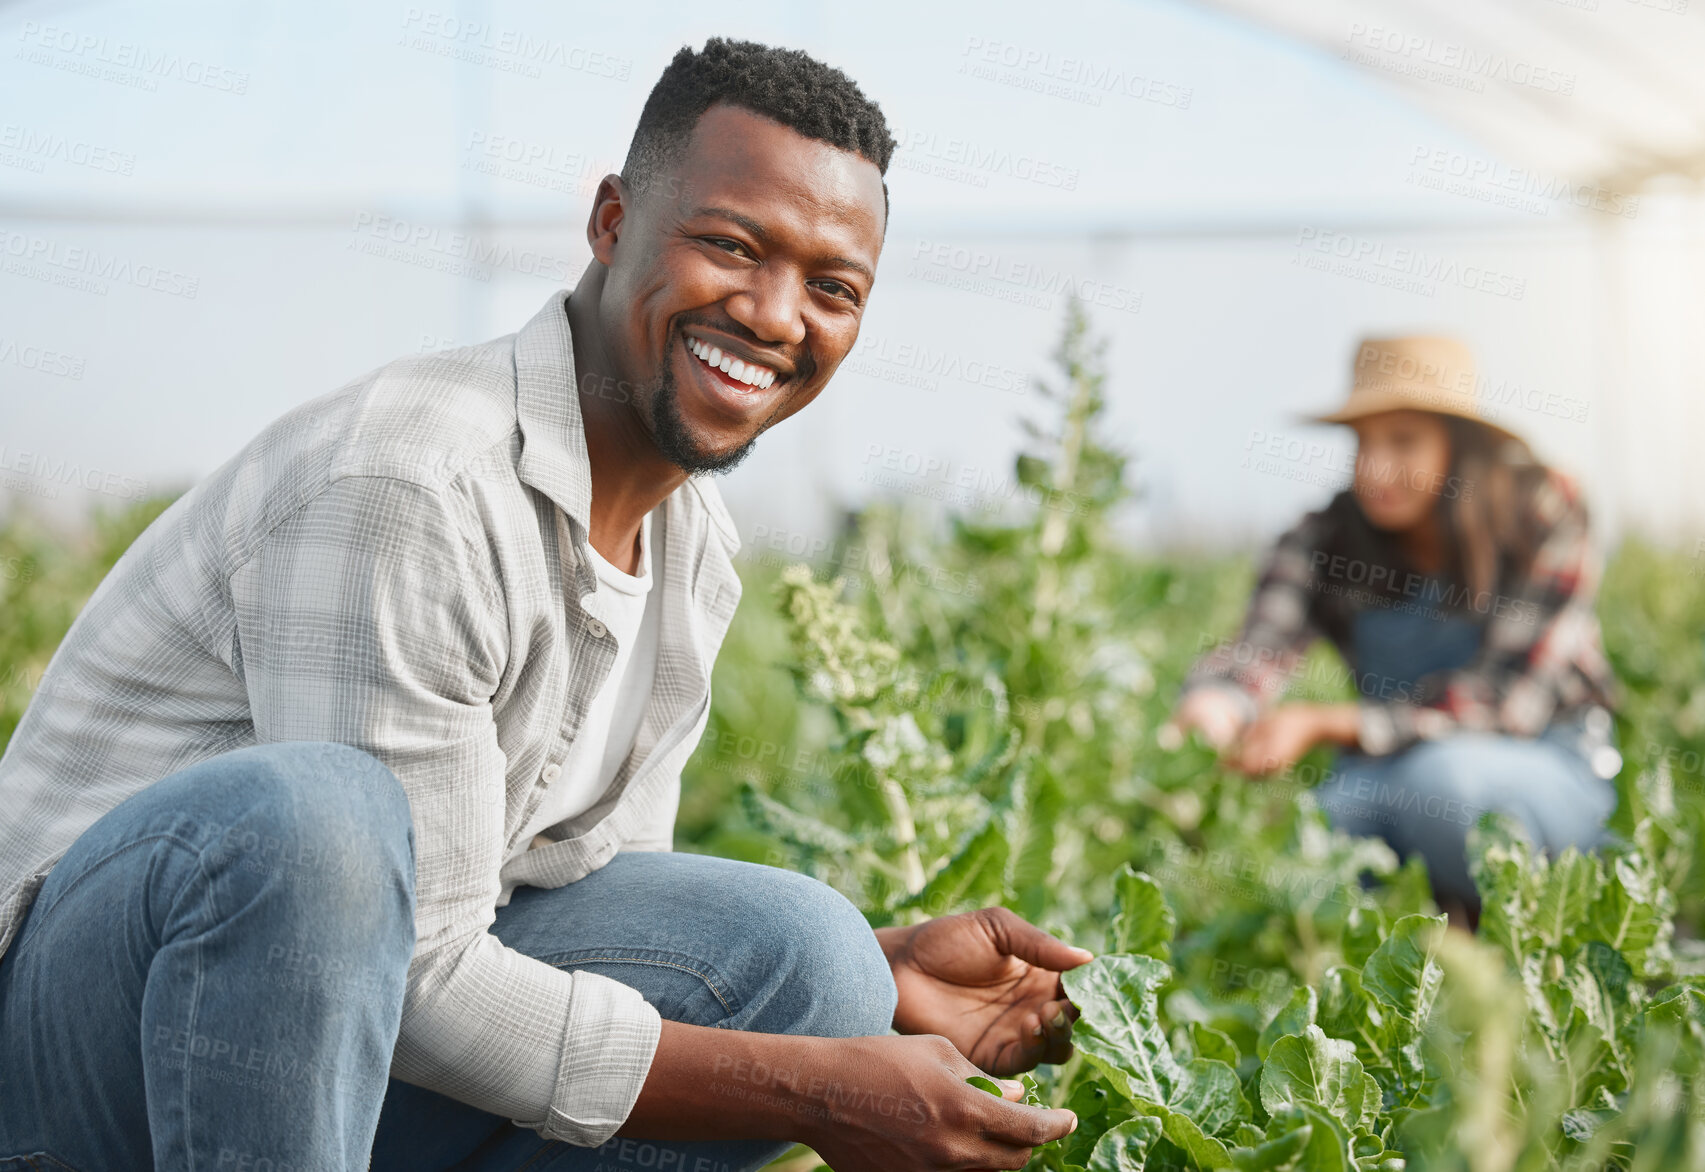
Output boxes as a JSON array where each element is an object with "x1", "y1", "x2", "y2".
[{"x1": 725, "y1": 266, "x2": 808, "y2": 349}]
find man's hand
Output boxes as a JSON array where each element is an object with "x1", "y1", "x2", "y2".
[
  {"x1": 620, "y1": 1022, "x2": 1076, "y2": 1172},
  {"x1": 1233, "y1": 701, "x2": 1359, "y2": 776},
  {"x1": 877, "y1": 907, "x2": 1093, "y2": 1075},
  {"x1": 803, "y1": 1034, "x2": 1077, "y2": 1172}
]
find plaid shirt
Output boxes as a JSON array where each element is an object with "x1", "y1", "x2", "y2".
[
  {"x1": 1184, "y1": 472, "x2": 1617, "y2": 756},
  {"x1": 0, "y1": 290, "x2": 743, "y2": 1145}
]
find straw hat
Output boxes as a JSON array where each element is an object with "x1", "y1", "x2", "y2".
[{"x1": 1305, "y1": 335, "x2": 1525, "y2": 445}]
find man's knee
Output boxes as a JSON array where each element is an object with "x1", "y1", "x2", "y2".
[
  {"x1": 182, "y1": 740, "x2": 417, "y2": 910},
  {"x1": 760, "y1": 871, "x2": 897, "y2": 1039}
]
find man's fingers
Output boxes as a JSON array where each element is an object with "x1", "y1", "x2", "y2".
[
  {"x1": 982, "y1": 907, "x2": 1094, "y2": 972},
  {"x1": 976, "y1": 1100, "x2": 1079, "y2": 1148}
]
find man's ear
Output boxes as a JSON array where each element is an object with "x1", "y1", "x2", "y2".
[{"x1": 586, "y1": 174, "x2": 628, "y2": 265}]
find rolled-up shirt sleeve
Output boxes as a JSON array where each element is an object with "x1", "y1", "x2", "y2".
[{"x1": 227, "y1": 472, "x2": 660, "y2": 1145}]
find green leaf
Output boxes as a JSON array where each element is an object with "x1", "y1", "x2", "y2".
[
  {"x1": 739, "y1": 784, "x2": 859, "y2": 853},
  {"x1": 1584, "y1": 853, "x2": 1674, "y2": 980},
  {"x1": 965, "y1": 1074, "x2": 1003, "y2": 1096},
  {"x1": 1258, "y1": 986, "x2": 1318, "y2": 1062},
  {"x1": 1259, "y1": 1026, "x2": 1381, "y2": 1135},
  {"x1": 1256, "y1": 1105, "x2": 1353, "y2": 1172},
  {"x1": 1533, "y1": 847, "x2": 1601, "y2": 951},
  {"x1": 1063, "y1": 954, "x2": 1186, "y2": 1105},
  {"x1": 1645, "y1": 979, "x2": 1705, "y2": 1033},
  {"x1": 899, "y1": 810, "x2": 1008, "y2": 914},
  {"x1": 1164, "y1": 1113, "x2": 1236, "y2": 1169},
  {"x1": 1318, "y1": 967, "x2": 1397, "y2": 1091},
  {"x1": 1088, "y1": 1117, "x2": 1164, "y2": 1172},
  {"x1": 1060, "y1": 1083, "x2": 1133, "y2": 1169},
  {"x1": 1230, "y1": 1122, "x2": 1312, "y2": 1171},
  {"x1": 1343, "y1": 906, "x2": 1386, "y2": 970},
  {"x1": 1361, "y1": 914, "x2": 1446, "y2": 1033},
  {"x1": 1170, "y1": 1057, "x2": 1252, "y2": 1137},
  {"x1": 1189, "y1": 1022, "x2": 1242, "y2": 1069},
  {"x1": 1109, "y1": 865, "x2": 1176, "y2": 960},
  {"x1": 1468, "y1": 816, "x2": 1537, "y2": 962},
  {"x1": 1020, "y1": 1071, "x2": 1047, "y2": 1108}
]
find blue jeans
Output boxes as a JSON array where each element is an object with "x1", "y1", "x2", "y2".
[
  {"x1": 1316, "y1": 725, "x2": 1616, "y2": 908},
  {"x1": 0, "y1": 742, "x2": 896, "y2": 1171},
  {"x1": 1313, "y1": 605, "x2": 1617, "y2": 910}
]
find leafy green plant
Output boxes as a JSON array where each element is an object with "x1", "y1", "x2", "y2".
[{"x1": 704, "y1": 301, "x2": 1705, "y2": 1167}]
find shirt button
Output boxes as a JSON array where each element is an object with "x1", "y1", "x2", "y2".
[
  {"x1": 541, "y1": 762, "x2": 561, "y2": 783},
  {"x1": 586, "y1": 618, "x2": 608, "y2": 639}
]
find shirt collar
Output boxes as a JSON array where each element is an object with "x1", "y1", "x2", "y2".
[{"x1": 513, "y1": 288, "x2": 595, "y2": 532}]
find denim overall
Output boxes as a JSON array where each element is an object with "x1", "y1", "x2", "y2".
[{"x1": 1316, "y1": 604, "x2": 1617, "y2": 908}]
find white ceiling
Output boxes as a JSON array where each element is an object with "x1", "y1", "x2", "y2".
[{"x1": 1197, "y1": 0, "x2": 1705, "y2": 190}]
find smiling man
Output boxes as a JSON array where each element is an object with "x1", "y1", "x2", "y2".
[{"x1": 0, "y1": 38, "x2": 1083, "y2": 1172}]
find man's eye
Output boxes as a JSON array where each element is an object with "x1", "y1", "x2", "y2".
[
  {"x1": 811, "y1": 279, "x2": 859, "y2": 304},
  {"x1": 705, "y1": 237, "x2": 750, "y2": 257}
]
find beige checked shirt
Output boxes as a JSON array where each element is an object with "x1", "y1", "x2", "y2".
[{"x1": 0, "y1": 289, "x2": 744, "y2": 1145}]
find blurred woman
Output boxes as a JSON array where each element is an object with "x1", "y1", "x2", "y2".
[{"x1": 1173, "y1": 336, "x2": 1620, "y2": 925}]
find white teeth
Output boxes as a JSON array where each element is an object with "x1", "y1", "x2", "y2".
[{"x1": 687, "y1": 335, "x2": 778, "y2": 389}]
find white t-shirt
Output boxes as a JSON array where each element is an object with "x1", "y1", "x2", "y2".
[{"x1": 504, "y1": 510, "x2": 661, "y2": 865}]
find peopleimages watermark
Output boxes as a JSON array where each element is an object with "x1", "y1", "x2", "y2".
[
  {"x1": 460, "y1": 130, "x2": 607, "y2": 197},
  {"x1": 0, "y1": 335, "x2": 86, "y2": 380},
  {"x1": 1193, "y1": 632, "x2": 1429, "y2": 703},
  {"x1": 708, "y1": 1052, "x2": 929, "y2": 1125},
  {"x1": 958, "y1": 36, "x2": 1193, "y2": 110},
  {"x1": 1350, "y1": 339, "x2": 1589, "y2": 424},
  {"x1": 15, "y1": 20, "x2": 250, "y2": 95},
  {"x1": 860, "y1": 443, "x2": 1093, "y2": 518},
  {"x1": 1406, "y1": 145, "x2": 1639, "y2": 220},
  {"x1": 1138, "y1": 836, "x2": 1368, "y2": 913},
  {"x1": 347, "y1": 212, "x2": 578, "y2": 283},
  {"x1": 888, "y1": 121, "x2": 1080, "y2": 192},
  {"x1": 1241, "y1": 429, "x2": 1475, "y2": 500},
  {"x1": 839, "y1": 332, "x2": 1033, "y2": 397},
  {"x1": 0, "y1": 122, "x2": 136, "y2": 177},
  {"x1": 1309, "y1": 550, "x2": 1542, "y2": 624},
  {"x1": 908, "y1": 239, "x2": 1142, "y2": 315},
  {"x1": 746, "y1": 523, "x2": 985, "y2": 599},
  {"x1": 397, "y1": 9, "x2": 632, "y2": 81},
  {"x1": 1341, "y1": 23, "x2": 1577, "y2": 96},
  {"x1": 0, "y1": 446, "x2": 150, "y2": 502},
  {"x1": 1294, "y1": 227, "x2": 1527, "y2": 300},
  {"x1": 0, "y1": 228, "x2": 200, "y2": 298}
]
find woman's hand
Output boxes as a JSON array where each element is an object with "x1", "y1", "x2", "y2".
[
  {"x1": 1233, "y1": 702, "x2": 1360, "y2": 776},
  {"x1": 877, "y1": 907, "x2": 1092, "y2": 1075},
  {"x1": 1172, "y1": 687, "x2": 1248, "y2": 750}
]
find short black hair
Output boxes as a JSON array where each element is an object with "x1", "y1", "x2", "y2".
[{"x1": 622, "y1": 37, "x2": 896, "y2": 224}]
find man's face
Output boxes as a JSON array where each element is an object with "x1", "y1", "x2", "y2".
[{"x1": 591, "y1": 102, "x2": 887, "y2": 474}]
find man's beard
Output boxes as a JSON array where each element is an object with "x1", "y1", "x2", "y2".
[{"x1": 647, "y1": 357, "x2": 762, "y2": 476}]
